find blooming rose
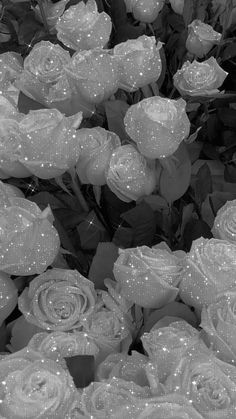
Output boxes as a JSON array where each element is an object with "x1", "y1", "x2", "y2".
[
  {"x1": 169, "y1": 0, "x2": 184, "y2": 14},
  {"x1": 97, "y1": 351, "x2": 149, "y2": 386},
  {"x1": 105, "y1": 144, "x2": 156, "y2": 202},
  {"x1": 173, "y1": 57, "x2": 228, "y2": 96},
  {"x1": 81, "y1": 306, "x2": 131, "y2": 366},
  {"x1": 186, "y1": 20, "x2": 222, "y2": 58},
  {"x1": 56, "y1": 0, "x2": 112, "y2": 51},
  {"x1": 80, "y1": 377, "x2": 151, "y2": 418},
  {"x1": 165, "y1": 347, "x2": 236, "y2": 419},
  {"x1": 76, "y1": 127, "x2": 121, "y2": 185},
  {"x1": 113, "y1": 36, "x2": 162, "y2": 92},
  {"x1": 64, "y1": 49, "x2": 119, "y2": 104},
  {"x1": 124, "y1": 96, "x2": 190, "y2": 159},
  {"x1": 179, "y1": 237, "x2": 236, "y2": 313},
  {"x1": 212, "y1": 199, "x2": 236, "y2": 243},
  {"x1": 113, "y1": 244, "x2": 184, "y2": 308},
  {"x1": 0, "y1": 95, "x2": 31, "y2": 178},
  {"x1": 33, "y1": 0, "x2": 70, "y2": 30},
  {"x1": 0, "y1": 197, "x2": 60, "y2": 276},
  {"x1": 201, "y1": 289, "x2": 236, "y2": 365},
  {"x1": 0, "y1": 272, "x2": 18, "y2": 326},
  {"x1": 17, "y1": 108, "x2": 83, "y2": 179},
  {"x1": 16, "y1": 41, "x2": 71, "y2": 105},
  {"x1": 0, "y1": 347, "x2": 76, "y2": 419},
  {"x1": 18, "y1": 268, "x2": 97, "y2": 331},
  {"x1": 116, "y1": 394, "x2": 205, "y2": 419},
  {"x1": 0, "y1": 52, "x2": 23, "y2": 92},
  {"x1": 142, "y1": 321, "x2": 202, "y2": 385},
  {"x1": 28, "y1": 331, "x2": 99, "y2": 366},
  {"x1": 124, "y1": 0, "x2": 165, "y2": 23}
]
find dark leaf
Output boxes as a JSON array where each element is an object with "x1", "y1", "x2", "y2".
[
  {"x1": 191, "y1": 163, "x2": 213, "y2": 207},
  {"x1": 222, "y1": 43, "x2": 236, "y2": 61},
  {"x1": 183, "y1": 0, "x2": 195, "y2": 27},
  {"x1": 201, "y1": 191, "x2": 236, "y2": 227},
  {"x1": 167, "y1": 13, "x2": 185, "y2": 32},
  {"x1": 88, "y1": 242, "x2": 119, "y2": 289},
  {"x1": 18, "y1": 91, "x2": 47, "y2": 114},
  {"x1": 183, "y1": 219, "x2": 213, "y2": 251},
  {"x1": 104, "y1": 100, "x2": 130, "y2": 141},
  {"x1": 218, "y1": 108, "x2": 236, "y2": 128},
  {"x1": 121, "y1": 202, "x2": 156, "y2": 246},
  {"x1": 112, "y1": 226, "x2": 133, "y2": 248},
  {"x1": 77, "y1": 210, "x2": 110, "y2": 250},
  {"x1": 65, "y1": 356, "x2": 94, "y2": 389},
  {"x1": 224, "y1": 163, "x2": 236, "y2": 182}
]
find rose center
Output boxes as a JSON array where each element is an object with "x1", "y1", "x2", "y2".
[
  {"x1": 184, "y1": 64, "x2": 215, "y2": 87},
  {"x1": 193, "y1": 375, "x2": 230, "y2": 409},
  {"x1": 54, "y1": 302, "x2": 71, "y2": 319}
]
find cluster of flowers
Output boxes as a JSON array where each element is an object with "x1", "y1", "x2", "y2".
[
  {"x1": 1, "y1": 172, "x2": 236, "y2": 417},
  {"x1": 0, "y1": 0, "x2": 229, "y2": 202}
]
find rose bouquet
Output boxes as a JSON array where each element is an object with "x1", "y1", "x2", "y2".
[{"x1": 0, "y1": 0, "x2": 236, "y2": 417}]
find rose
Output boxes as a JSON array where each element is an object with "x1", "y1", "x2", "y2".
[
  {"x1": 80, "y1": 307, "x2": 131, "y2": 366},
  {"x1": 28, "y1": 331, "x2": 99, "y2": 366},
  {"x1": 173, "y1": 57, "x2": 228, "y2": 96},
  {"x1": 33, "y1": 0, "x2": 70, "y2": 30},
  {"x1": 0, "y1": 52, "x2": 23, "y2": 92},
  {"x1": 116, "y1": 394, "x2": 205, "y2": 419},
  {"x1": 142, "y1": 321, "x2": 201, "y2": 385},
  {"x1": 186, "y1": 20, "x2": 222, "y2": 58},
  {"x1": 0, "y1": 347, "x2": 76, "y2": 419},
  {"x1": 97, "y1": 351, "x2": 149, "y2": 386},
  {"x1": 16, "y1": 108, "x2": 83, "y2": 179},
  {"x1": 212, "y1": 199, "x2": 236, "y2": 243},
  {"x1": 56, "y1": 0, "x2": 112, "y2": 51},
  {"x1": 18, "y1": 268, "x2": 97, "y2": 331},
  {"x1": 0, "y1": 197, "x2": 60, "y2": 276},
  {"x1": 113, "y1": 244, "x2": 184, "y2": 308},
  {"x1": 200, "y1": 289, "x2": 236, "y2": 365},
  {"x1": 179, "y1": 237, "x2": 236, "y2": 314},
  {"x1": 105, "y1": 144, "x2": 156, "y2": 202},
  {"x1": 80, "y1": 377, "x2": 151, "y2": 418},
  {"x1": 165, "y1": 348, "x2": 236, "y2": 419},
  {"x1": 76, "y1": 127, "x2": 121, "y2": 185},
  {"x1": 124, "y1": 0, "x2": 165, "y2": 23},
  {"x1": 124, "y1": 96, "x2": 190, "y2": 159},
  {"x1": 0, "y1": 272, "x2": 18, "y2": 326},
  {"x1": 169, "y1": 0, "x2": 184, "y2": 14},
  {"x1": 0, "y1": 95, "x2": 31, "y2": 179},
  {"x1": 64, "y1": 49, "x2": 119, "y2": 104},
  {"x1": 113, "y1": 36, "x2": 162, "y2": 92},
  {"x1": 16, "y1": 41, "x2": 71, "y2": 106}
]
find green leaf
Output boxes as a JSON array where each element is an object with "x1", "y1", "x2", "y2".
[
  {"x1": 183, "y1": 219, "x2": 213, "y2": 251},
  {"x1": 218, "y1": 108, "x2": 236, "y2": 129},
  {"x1": 222, "y1": 43, "x2": 236, "y2": 61},
  {"x1": 201, "y1": 191, "x2": 236, "y2": 228},
  {"x1": 159, "y1": 142, "x2": 191, "y2": 203},
  {"x1": 77, "y1": 210, "x2": 110, "y2": 250},
  {"x1": 112, "y1": 226, "x2": 133, "y2": 248},
  {"x1": 191, "y1": 162, "x2": 213, "y2": 207},
  {"x1": 121, "y1": 202, "x2": 156, "y2": 246},
  {"x1": 18, "y1": 91, "x2": 47, "y2": 114},
  {"x1": 183, "y1": 0, "x2": 195, "y2": 27},
  {"x1": 224, "y1": 163, "x2": 236, "y2": 183},
  {"x1": 88, "y1": 242, "x2": 119, "y2": 290},
  {"x1": 104, "y1": 100, "x2": 130, "y2": 142}
]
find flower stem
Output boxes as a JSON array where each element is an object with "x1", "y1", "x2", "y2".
[
  {"x1": 69, "y1": 168, "x2": 89, "y2": 213},
  {"x1": 37, "y1": 0, "x2": 50, "y2": 33}
]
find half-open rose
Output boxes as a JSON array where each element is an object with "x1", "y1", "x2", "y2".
[
  {"x1": 201, "y1": 289, "x2": 236, "y2": 365},
  {"x1": 179, "y1": 237, "x2": 236, "y2": 313},
  {"x1": 212, "y1": 199, "x2": 236, "y2": 243},
  {"x1": 56, "y1": 0, "x2": 112, "y2": 51},
  {"x1": 0, "y1": 348, "x2": 76, "y2": 419},
  {"x1": 113, "y1": 244, "x2": 184, "y2": 308},
  {"x1": 186, "y1": 20, "x2": 222, "y2": 58},
  {"x1": 18, "y1": 268, "x2": 97, "y2": 331},
  {"x1": 0, "y1": 197, "x2": 60, "y2": 276},
  {"x1": 28, "y1": 331, "x2": 99, "y2": 366},
  {"x1": 80, "y1": 377, "x2": 151, "y2": 418},
  {"x1": 165, "y1": 347, "x2": 236, "y2": 419}
]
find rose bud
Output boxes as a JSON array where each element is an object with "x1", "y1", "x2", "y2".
[
  {"x1": 169, "y1": 0, "x2": 185, "y2": 14},
  {"x1": 124, "y1": 0, "x2": 165, "y2": 23},
  {"x1": 186, "y1": 20, "x2": 222, "y2": 58}
]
